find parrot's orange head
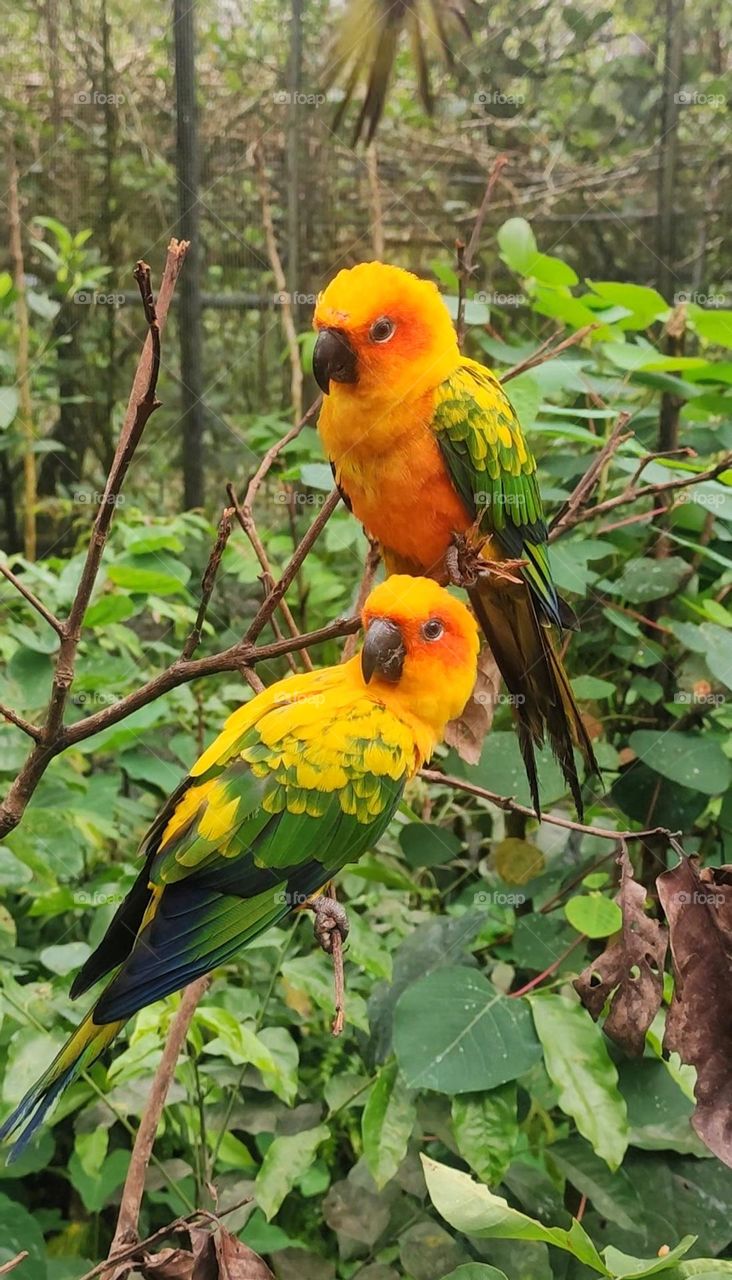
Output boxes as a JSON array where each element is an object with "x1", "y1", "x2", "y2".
[
  {"x1": 313, "y1": 262, "x2": 460, "y2": 405},
  {"x1": 359, "y1": 575, "x2": 479, "y2": 736}
]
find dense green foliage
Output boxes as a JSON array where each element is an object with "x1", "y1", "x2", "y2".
[
  {"x1": 2, "y1": 211, "x2": 732, "y2": 1275},
  {"x1": 2, "y1": 0, "x2": 732, "y2": 1273}
]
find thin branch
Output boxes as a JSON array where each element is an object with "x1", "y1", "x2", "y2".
[
  {"x1": 226, "y1": 481, "x2": 311, "y2": 669},
  {"x1": 245, "y1": 488, "x2": 342, "y2": 646},
  {"x1": 558, "y1": 451, "x2": 732, "y2": 534},
  {"x1": 77, "y1": 1197, "x2": 252, "y2": 1280},
  {"x1": 0, "y1": 562, "x2": 65, "y2": 636},
  {"x1": 0, "y1": 1255, "x2": 27, "y2": 1277},
  {"x1": 0, "y1": 242, "x2": 189, "y2": 840},
  {"x1": 509, "y1": 934, "x2": 586, "y2": 998},
  {"x1": 59, "y1": 614, "x2": 361, "y2": 750},
  {"x1": 456, "y1": 154, "x2": 508, "y2": 347},
  {"x1": 342, "y1": 537, "x2": 381, "y2": 662},
  {"x1": 181, "y1": 505, "x2": 234, "y2": 661},
  {"x1": 107, "y1": 976, "x2": 211, "y2": 1272},
  {"x1": 0, "y1": 703, "x2": 41, "y2": 741},
  {"x1": 549, "y1": 413, "x2": 633, "y2": 541},
  {"x1": 420, "y1": 769, "x2": 680, "y2": 843},
  {"x1": 501, "y1": 323, "x2": 599, "y2": 383}
]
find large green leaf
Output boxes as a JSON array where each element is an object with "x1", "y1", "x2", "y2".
[
  {"x1": 393, "y1": 967, "x2": 541, "y2": 1093},
  {"x1": 361, "y1": 1058, "x2": 416, "y2": 1189},
  {"x1": 529, "y1": 995, "x2": 628, "y2": 1169},
  {"x1": 451, "y1": 1082, "x2": 518, "y2": 1186},
  {"x1": 628, "y1": 730, "x2": 731, "y2": 795},
  {"x1": 421, "y1": 1156, "x2": 609, "y2": 1274},
  {"x1": 255, "y1": 1124, "x2": 329, "y2": 1220}
]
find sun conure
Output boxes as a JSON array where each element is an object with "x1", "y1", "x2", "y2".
[
  {"x1": 313, "y1": 261, "x2": 600, "y2": 818},
  {"x1": 0, "y1": 576, "x2": 478, "y2": 1159}
]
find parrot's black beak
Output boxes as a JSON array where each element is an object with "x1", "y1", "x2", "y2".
[
  {"x1": 361, "y1": 617, "x2": 406, "y2": 685},
  {"x1": 313, "y1": 327, "x2": 358, "y2": 395}
]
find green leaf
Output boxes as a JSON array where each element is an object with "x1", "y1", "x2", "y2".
[
  {"x1": 255, "y1": 1124, "x2": 329, "y2": 1219},
  {"x1": 40, "y1": 941, "x2": 91, "y2": 976},
  {"x1": 497, "y1": 218, "x2": 538, "y2": 274},
  {"x1": 615, "y1": 557, "x2": 689, "y2": 603},
  {"x1": 587, "y1": 281, "x2": 667, "y2": 328},
  {"x1": 441, "y1": 1269, "x2": 509, "y2": 1280},
  {"x1": 549, "y1": 1137, "x2": 642, "y2": 1232},
  {"x1": 690, "y1": 308, "x2": 732, "y2": 347},
  {"x1": 0, "y1": 388, "x2": 19, "y2": 430},
  {"x1": 68, "y1": 1147, "x2": 129, "y2": 1213},
  {"x1": 529, "y1": 994, "x2": 628, "y2": 1169},
  {"x1": 451, "y1": 1082, "x2": 518, "y2": 1185},
  {"x1": 0, "y1": 1192, "x2": 47, "y2": 1280},
  {"x1": 697, "y1": 623, "x2": 732, "y2": 689},
  {"x1": 393, "y1": 966, "x2": 541, "y2": 1093},
  {"x1": 628, "y1": 730, "x2": 731, "y2": 796},
  {"x1": 603, "y1": 1238, "x2": 696, "y2": 1278},
  {"x1": 107, "y1": 564, "x2": 187, "y2": 595},
  {"x1": 565, "y1": 893, "x2": 622, "y2": 938},
  {"x1": 362, "y1": 1058, "x2": 416, "y2": 1188},
  {"x1": 399, "y1": 821, "x2": 461, "y2": 867},
  {"x1": 83, "y1": 595, "x2": 138, "y2": 627},
  {"x1": 572, "y1": 675, "x2": 616, "y2": 700},
  {"x1": 421, "y1": 1156, "x2": 609, "y2": 1274}
]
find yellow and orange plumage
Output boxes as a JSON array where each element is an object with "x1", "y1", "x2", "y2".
[
  {"x1": 0, "y1": 577, "x2": 478, "y2": 1159},
  {"x1": 313, "y1": 261, "x2": 600, "y2": 817}
]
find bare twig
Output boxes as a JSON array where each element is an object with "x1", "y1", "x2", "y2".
[
  {"x1": 77, "y1": 1197, "x2": 252, "y2": 1280},
  {"x1": 0, "y1": 1253, "x2": 28, "y2": 1276},
  {"x1": 245, "y1": 488, "x2": 342, "y2": 646},
  {"x1": 420, "y1": 769, "x2": 680, "y2": 843},
  {"x1": 342, "y1": 537, "x2": 381, "y2": 662},
  {"x1": 0, "y1": 561, "x2": 65, "y2": 635},
  {"x1": 549, "y1": 413, "x2": 633, "y2": 541},
  {"x1": 107, "y1": 976, "x2": 211, "y2": 1273},
  {"x1": 330, "y1": 924, "x2": 346, "y2": 1036},
  {"x1": 456, "y1": 154, "x2": 508, "y2": 347},
  {"x1": 181, "y1": 505, "x2": 235, "y2": 661},
  {"x1": 0, "y1": 242, "x2": 188, "y2": 839},
  {"x1": 226, "y1": 481, "x2": 311, "y2": 668},
  {"x1": 558, "y1": 451, "x2": 732, "y2": 534},
  {"x1": 502, "y1": 323, "x2": 599, "y2": 383},
  {"x1": 0, "y1": 702, "x2": 41, "y2": 741}
]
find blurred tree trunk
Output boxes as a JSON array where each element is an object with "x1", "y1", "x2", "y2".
[
  {"x1": 286, "y1": 0, "x2": 303, "y2": 328},
  {"x1": 7, "y1": 143, "x2": 37, "y2": 561},
  {"x1": 174, "y1": 0, "x2": 205, "y2": 509},
  {"x1": 656, "y1": 0, "x2": 684, "y2": 304}
]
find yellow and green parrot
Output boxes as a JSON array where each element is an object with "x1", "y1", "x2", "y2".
[
  {"x1": 312, "y1": 262, "x2": 599, "y2": 818},
  {"x1": 0, "y1": 576, "x2": 478, "y2": 1159}
]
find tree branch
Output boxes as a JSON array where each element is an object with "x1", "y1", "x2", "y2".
[
  {"x1": 107, "y1": 976, "x2": 211, "y2": 1274},
  {"x1": 0, "y1": 562, "x2": 64, "y2": 636},
  {"x1": 420, "y1": 768, "x2": 680, "y2": 843}
]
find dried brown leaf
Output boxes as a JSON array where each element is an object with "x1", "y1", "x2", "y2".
[
  {"x1": 214, "y1": 1228, "x2": 274, "y2": 1280},
  {"x1": 574, "y1": 846, "x2": 667, "y2": 1055},
  {"x1": 443, "y1": 645, "x2": 501, "y2": 765},
  {"x1": 657, "y1": 857, "x2": 732, "y2": 1167}
]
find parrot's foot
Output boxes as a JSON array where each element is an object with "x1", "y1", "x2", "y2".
[
  {"x1": 309, "y1": 896, "x2": 350, "y2": 954},
  {"x1": 446, "y1": 535, "x2": 526, "y2": 589}
]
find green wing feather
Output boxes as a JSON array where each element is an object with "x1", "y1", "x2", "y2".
[{"x1": 433, "y1": 359, "x2": 562, "y2": 627}]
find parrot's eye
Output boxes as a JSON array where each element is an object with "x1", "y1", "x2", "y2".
[
  {"x1": 369, "y1": 316, "x2": 396, "y2": 344},
  {"x1": 421, "y1": 618, "x2": 444, "y2": 642}
]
